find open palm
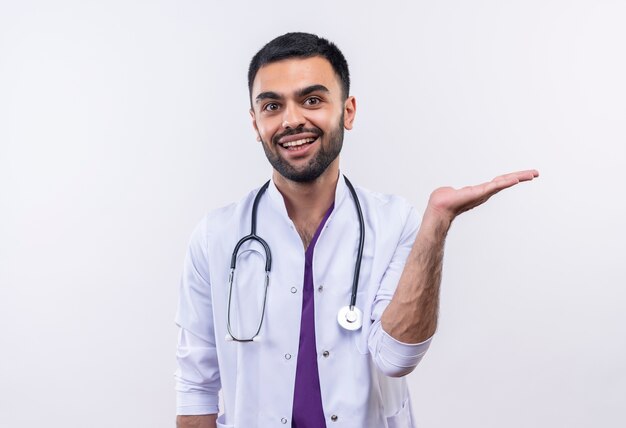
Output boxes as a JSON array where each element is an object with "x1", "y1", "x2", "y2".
[{"x1": 427, "y1": 170, "x2": 539, "y2": 222}]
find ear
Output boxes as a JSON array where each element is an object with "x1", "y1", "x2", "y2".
[
  {"x1": 343, "y1": 96, "x2": 357, "y2": 130},
  {"x1": 250, "y1": 108, "x2": 261, "y2": 142}
]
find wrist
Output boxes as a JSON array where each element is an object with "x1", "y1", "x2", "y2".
[{"x1": 421, "y1": 205, "x2": 453, "y2": 236}]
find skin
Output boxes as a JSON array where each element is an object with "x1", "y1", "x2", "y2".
[
  {"x1": 176, "y1": 414, "x2": 216, "y2": 428},
  {"x1": 250, "y1": 56, "x2": 356, "y2": 247},
  {"x1": 177, "y1": 56, "x2": 539, "y2": 427}
]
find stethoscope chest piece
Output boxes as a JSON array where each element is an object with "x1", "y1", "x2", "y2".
[{"x1": 337, "y1": 305, "x2": 363, "y2": 331}]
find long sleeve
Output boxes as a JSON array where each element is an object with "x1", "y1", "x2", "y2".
[
  {"x1": 368, "y1": 206, "x2": 433, "y2": 377},
  {"x1": 174, "y1": 218, "x2": 221, "y2": 415}
]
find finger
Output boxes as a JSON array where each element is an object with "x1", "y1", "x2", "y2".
[
  {"x1": 453, "y1": 169, "x2": 538, "y2": 207},
  {"x1": 489, "y1": 170, "x2": 538, "y2": 192},
  {"x1": 479, "y1": 176, "x2": 519, "y2": 195},
  {"x1": 493, "y1": 169, "x2": 539, "y2": 183},
  {"x1": 514, "y1": 169, "x2": 539, "y2": 182},
  {"x1": 492, "y1": 176, "x2": 520, "y2": 191}
]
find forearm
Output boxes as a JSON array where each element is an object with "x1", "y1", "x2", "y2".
[
  {"x1": 381, "y1": 170, "x2": 538, "y2": 344},
  {"x1": 381, "y1": 207, "x2": 451, "y2": 343},
  {"x1": 176, "y1": 414, "x2": 217, "y2": 428}
]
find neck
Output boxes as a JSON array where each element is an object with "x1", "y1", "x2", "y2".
[{"x1": 272, "y1": 161, "x2": 339, "y2": 228}]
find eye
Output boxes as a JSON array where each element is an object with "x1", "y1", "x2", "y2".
[
  {"x1": 263, "y1": 102, "x2": 280, "y2": 112},
  {"x1": 304, "y1": 97, "x2": 321, "y2": 106}
]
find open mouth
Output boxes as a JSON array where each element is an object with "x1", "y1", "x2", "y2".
[{"x1": 279, "y1": 137, "x2": 318, "y2": 151}]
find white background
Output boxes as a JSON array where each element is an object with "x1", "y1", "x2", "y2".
[{"x1": 1, "y1": 1, "x2": 625, "y2": 427}]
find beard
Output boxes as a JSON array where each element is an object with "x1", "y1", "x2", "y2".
[{"x1": 260, "y1": 116, "x2": 344, "y2": 183}]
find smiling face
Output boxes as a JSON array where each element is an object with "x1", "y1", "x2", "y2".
[{"x1": 250, "y1": 56, "x2": 356, "y2": 183}]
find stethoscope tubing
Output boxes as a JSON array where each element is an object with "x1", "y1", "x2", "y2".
[
  {"x1": 227, "y1": 176, "x2": 364, "y2": 342},
  {"x1": 343, "y1": 177, "x2": 364, "y2": 310},
  {"x1": 227, "y1": 180, "x2": 271, "y2": 342},
  {"x1": 229, "y1": 180, "x2": 272, "y2": 272}
]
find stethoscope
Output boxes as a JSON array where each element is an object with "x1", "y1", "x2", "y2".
[{"x1": 226, "y1": 176, "x2": 365, "y2": 343}]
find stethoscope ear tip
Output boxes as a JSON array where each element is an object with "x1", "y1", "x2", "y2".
[
  {"x1": 225, "y1": 334, "x2": 234, "y2": 342},
  {"x1": 252, "y1": 336, "x2": 262, "y2": 343}
]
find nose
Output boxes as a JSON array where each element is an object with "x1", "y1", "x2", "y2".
[{"x1": 281, "y1": 103, "x2": 305, "y2": 130}]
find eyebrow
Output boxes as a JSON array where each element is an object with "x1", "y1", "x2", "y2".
[
  {"x1": 296, "y1": 84, "x2": 330, "y2": 98},
  {"x1": 255, "y1": 84, "x2": 330, "y2": 104},
  {"x1": 255, "y1": 91, "x2": 281, "y2": 103}
]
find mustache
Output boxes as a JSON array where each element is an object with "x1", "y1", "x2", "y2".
[{"x1": 272, "y1": 127, "x2": 323, "y2": 145}]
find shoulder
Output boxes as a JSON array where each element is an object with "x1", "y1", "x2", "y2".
[{"x1": 188, "y1": 187, "x2": 261, "y2": 245}]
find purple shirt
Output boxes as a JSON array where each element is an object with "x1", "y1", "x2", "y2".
[{"x1": 291, "y1": 203, "x2": 334, "y2": 428}]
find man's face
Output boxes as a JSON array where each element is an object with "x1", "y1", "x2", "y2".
[{"x1": 250, "y1": 56, "x2": 356, "y2": 183}]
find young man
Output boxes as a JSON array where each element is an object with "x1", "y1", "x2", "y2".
[{"x1": 175, "y1": 33, "x2": 538, "y2": 428}]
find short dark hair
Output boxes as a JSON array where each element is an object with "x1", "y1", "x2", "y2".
[{"x1": 248, "y1": 32, "x2": 350, "y2": 100}]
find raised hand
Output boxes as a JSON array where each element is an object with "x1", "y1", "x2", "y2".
[
  {"x1": 382, "y1": 169, "x2": 540, "y2": 344},
  {"x1": 426, "y1": 169, "x2": 540, "y2": 226}
]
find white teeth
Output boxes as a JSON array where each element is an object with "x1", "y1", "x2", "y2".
[{"x1": 282, "y1": 137, "x2": 316, "y2": 148}]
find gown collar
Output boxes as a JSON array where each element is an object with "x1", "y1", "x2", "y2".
[{"x1": 266, "y1": 172, "x2": 350, "y2": 225}]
